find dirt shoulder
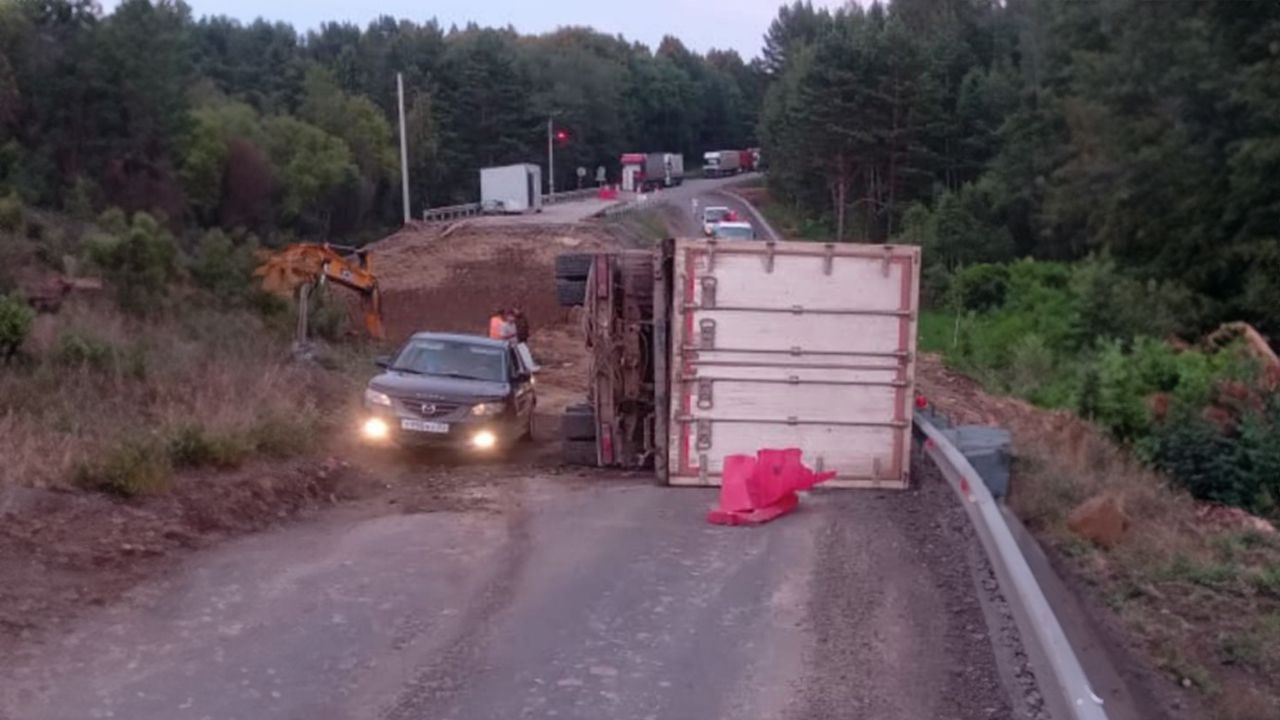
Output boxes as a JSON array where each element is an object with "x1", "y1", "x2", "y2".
[{"x1": 917, "y1": 353, "x2": 1280, "y2": 720}]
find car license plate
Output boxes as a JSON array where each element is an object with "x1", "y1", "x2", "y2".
[{"x1": 401, "y1": 419, "x2": 449, "y2": 434}]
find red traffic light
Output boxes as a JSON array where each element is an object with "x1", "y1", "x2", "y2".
[{"x1": 554, "y1": 130, "x2": 569, "y2": 144}]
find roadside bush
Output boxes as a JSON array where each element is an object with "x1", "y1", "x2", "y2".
[
  {"x1": 920, "y1": 261, "x2": 952, "y2": 307},
  {"x1": 167, "y1": 424, "x2": 251, "y2": 469},
  {"x1": 0, "y1": 293, "x2": 34, "y2": 362},
  {"x1": 86, "y1": 211, "x2": 178, "y2": 314},
  {"x1": 1069, "y1": 256, "x2": 1208, "y2": 346},
  {"x1": 308, "y1": 288, "x2": 349, "y2": 341},
  {"x1": 1007, "y1": 333, "x2": 1054, "y2": 397},
  {"x1": 64, "y1": 176, "x2": 98, "y2": 220},
  {"x1": 0, "y1": 192, "x2": 24, "y2": 232},
  {"x1": 53, "y1": 331, "x2": 116, "y2": 369},
  {"x1": 950, "y1": 263, "x2": 1009, "y2": 312},
  {"x1": 1089, "y1": 340, "x2": 1163, "y2": 441},
  {"x1": 189, "y1": 229, "x2": 258, "y2": 304},
  {"x1": 53, "y1": 331, "x2": 147, "y2": 379},
  {"x1": 1133, "y1": 387, "x2": 1280, "y2": 516},
  {"x1": 74, "y1": 438, "x2": 172, "y2": 497},
  {"x1": 32, "y1": 225, "x2": 73, "y2": 271},
  {"x1": 1142, "y1": 412, "x2": 1251, "y2": 509},
  {"x1": 250, "y1": 414, "x2": 316, "y2": 458}
]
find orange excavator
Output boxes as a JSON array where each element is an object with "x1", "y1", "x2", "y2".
[{"x1": 254, "y1": 243, "x2": 385, "y2": 343}]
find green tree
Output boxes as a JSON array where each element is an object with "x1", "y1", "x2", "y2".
[
  {"x1": 179, "y1": 100, "x2": 264, "y2": 224},
  {"x1": 298, "y1": 65, "x2": 394, "y2": 229},
  {"x1": 87, "y1": 210, "x2": 179, "y2": 314},
  {"x1": 263, "y1": 116, "x2": 357, "y2": 233}
]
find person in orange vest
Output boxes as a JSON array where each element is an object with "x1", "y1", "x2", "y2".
[{"x1": 489, "y1": 308, "x2": 512, "y2": 340}]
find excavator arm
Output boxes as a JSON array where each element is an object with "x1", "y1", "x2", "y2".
[{"x1": 254, "y1": 243, "x2": 386, "y2": 341}]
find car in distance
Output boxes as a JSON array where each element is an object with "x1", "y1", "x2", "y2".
[
  {"x1": 712, "y1": 221, "x2": 756, "y2": 240},
  {"x1": 701, "y1": 206, "x2": 735, "y2": 235},
  {"x1": 360, "y1": 332, "x2": 536, "y2": 451}
]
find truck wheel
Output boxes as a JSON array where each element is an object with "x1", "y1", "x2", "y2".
[
  {"x1": 562, "y1": 440, "x2": 598, "y2": 467},
  {"x1": 560, "y1": 405, "x2": 596, "y2": 441},
  {"x1": 555, "y1": 253, "x2": 593, "y2": 280},
  {"x1": 557, "y1": 279, "x2": 587, "y2": 307}
]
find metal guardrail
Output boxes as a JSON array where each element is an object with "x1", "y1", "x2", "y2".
[
  {"x1": 421, "y1": 188, "x2": 603, "y2": 223},
  {"x1": 915, "y1": 409, "x2": 1108, "y2": 720},
  {"x1": 422, "y1": 202, "x2": 481, "y2": 222},
  {"x1": 543, "y1": 188, "x2": 599, "y2": 205}
]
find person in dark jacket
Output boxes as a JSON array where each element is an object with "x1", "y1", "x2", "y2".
[
  {"x1": 514, "y1": 310, "x2": 530, "y2": 344},
  {"x1": 512, "y1": 309, "x2": 539, "y2": 372}
]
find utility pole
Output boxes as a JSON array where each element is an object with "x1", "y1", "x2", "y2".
[
  {"x1": 546, "y1": 117, "x2": 555, "y2": 197},
  {"x1": 397, "y1": 72, "x2": 410, "y2": 224}
]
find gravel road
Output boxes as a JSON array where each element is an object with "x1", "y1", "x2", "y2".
[
  {"x1": 0, "y1": 452, "x2": 1024, "y2": 720},
  {"x1": 0, "y1": 184, "x2": 1035, "y2": 720}
]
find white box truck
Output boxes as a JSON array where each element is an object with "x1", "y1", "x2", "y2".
[
  {"x1": 702, "y1": 150, "x2": 741, "y2": 178},
  {"x1": 480, "y1": 164, "x2": 543, "y2": 214}
]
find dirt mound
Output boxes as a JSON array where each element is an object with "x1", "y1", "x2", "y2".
[{"x1": 370, "y1": 220, "x2": 612, "y2": 342}]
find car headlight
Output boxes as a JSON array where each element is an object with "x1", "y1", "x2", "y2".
[
  {"x1": 362, "y1": 417, "x2": 390, "y2": 440},
  {"x1": 365, "y1": 389, "x2": 392, "y2": 407},
  {"x1": 471, "y1": 402, "x2": 503, "y2": 417}
]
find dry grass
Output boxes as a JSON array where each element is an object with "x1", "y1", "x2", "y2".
[
  {"x1": 0, "y1": 298, "x2": 354, "y2": 492},
  {"x1": 917, "y1": 354, "x2": 1280, "y2": 719}
]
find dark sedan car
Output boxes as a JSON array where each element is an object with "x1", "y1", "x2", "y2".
[{"x1": 360, "y1": 332, "x2": 536, "y2": 451}]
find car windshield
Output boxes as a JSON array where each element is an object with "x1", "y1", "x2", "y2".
[
  {"x1": 703, "y1": 207, "x2": 731, "y2": 222},
  {"x1": 392, "y1": 340, "x2": 507, "y2": 382},
  {"x1": 715, "y1": 224, "x2": 754, "y2": 239}
]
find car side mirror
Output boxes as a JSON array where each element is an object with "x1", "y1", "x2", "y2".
[{"x1": 374, "y1": 355, "x2": 392, "y2": 369}]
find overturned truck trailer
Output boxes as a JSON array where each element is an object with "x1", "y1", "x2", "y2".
[{"x1": 555, "y1": 238, "x2": 921, "y2": 489}]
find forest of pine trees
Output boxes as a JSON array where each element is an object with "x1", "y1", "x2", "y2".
[
  {"x1": 760, "y1": 0, "x2": 1280, "y2": 338},
  {"x1": 0, "y1": 0, "x2": 766, "y2": 239},
  {"x1": 3, "y1": 0, "x2": 1280, "y2": 337}
]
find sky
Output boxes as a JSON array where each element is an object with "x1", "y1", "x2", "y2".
[{"x1": 98, "y1": 0, "x2": 851, "y2": 60}]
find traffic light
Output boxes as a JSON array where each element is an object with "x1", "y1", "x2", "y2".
[{"x1": 555, "y1": 129, "x2": 569, "y2": 145}]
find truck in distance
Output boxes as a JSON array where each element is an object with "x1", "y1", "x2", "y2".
[
  {"x1": 701, "y1": 150, "x2": 741, "y2": 178},
  {"x1": 620, "y1": 152, "x2": 685, "y2": 192}
]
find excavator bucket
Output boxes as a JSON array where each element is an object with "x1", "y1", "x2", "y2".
[{"x1": 253, "y1": 244, "x2": 385, "y2": 341}]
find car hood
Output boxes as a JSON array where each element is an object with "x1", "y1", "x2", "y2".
[{"x1": 369, "y1": 371, "x2": 509, "y2": 402}]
